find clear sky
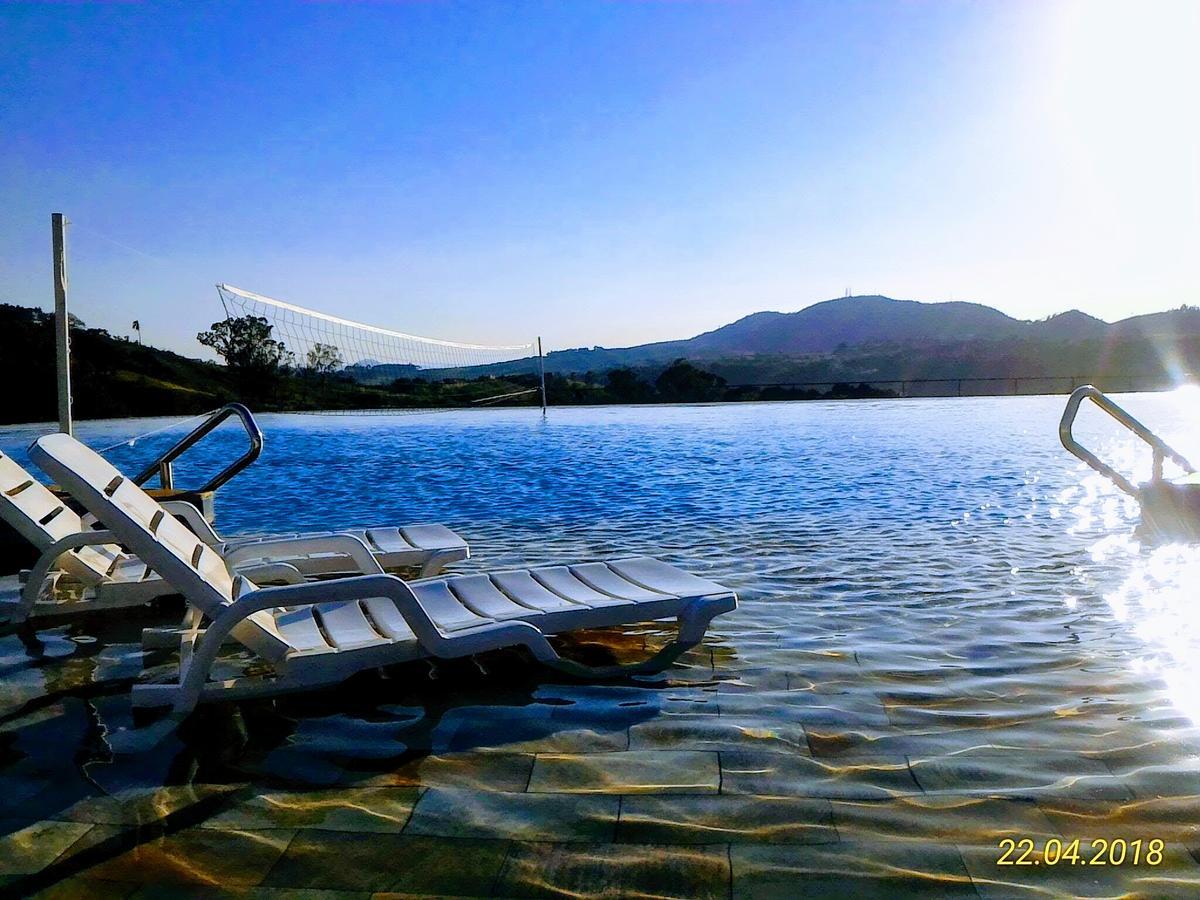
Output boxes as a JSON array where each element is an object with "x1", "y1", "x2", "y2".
[{"x1": 2, "y1": 0, "x2": 1197, "y2": 358}]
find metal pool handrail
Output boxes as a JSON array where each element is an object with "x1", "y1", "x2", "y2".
[
  {"x1": 1059, "y1": 385, "x2": 1194, "y2": 496},
  {"x1": 132, "y1": 403, "x2": 263, "y2": 493}
]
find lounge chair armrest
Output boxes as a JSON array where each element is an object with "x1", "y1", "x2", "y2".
[
  {"x1": 189, "y1": 575, "x2": 410, "y2": 663},
  {"x1": 35, "y1": 528, "x2": 119, "y2": 564},
  {"x1": 221, "y1": 572, "x2": 399, "y2": 615},
  {"x1": 233, "y1": 562, "x2": 308, "y2": 585},
  {"x1": 222, "y1": 533, "x2": 385, "y2": 575},
  {"x1": 17, "y1": 529, "x2": 122, "y2": 620},
  {"x1": 209, "y1": 573, "x2": 559, "y2": 663},
  {"x1": 160, "y1": 500, "x2": 223, "y2": 545}
]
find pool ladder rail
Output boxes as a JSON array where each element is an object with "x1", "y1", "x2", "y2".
[
  {"x1": 1060, "y1": 385, "x2": 1200, "y2": 537},
  {"x1": 0, "y1": 404, "x2": 263, "y2": 575},
  {"x1": 132, "y1": 402, "x2": 264, "y2": 495}
]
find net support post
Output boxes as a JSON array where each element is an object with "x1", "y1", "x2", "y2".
[
  {"x1": 537, "y1": 336, "x2": 547, "y2": 414},
  {"x1": 52, "y1": 212, "x2": 73, "y2": 436}
]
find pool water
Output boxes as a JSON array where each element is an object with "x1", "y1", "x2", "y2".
[{"x1": 2, "y1": 394, "x2": 1199, "y2": 897}]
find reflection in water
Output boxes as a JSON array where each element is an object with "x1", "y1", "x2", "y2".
[{"x1": 2, "y1": 395, "x2": 1200, "y2": 895}]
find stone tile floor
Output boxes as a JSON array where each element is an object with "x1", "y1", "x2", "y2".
[{"x1": 2, "y1": 648, "x2": 1199, "y2": 898}]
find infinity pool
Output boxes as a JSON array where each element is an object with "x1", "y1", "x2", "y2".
[{"x1": 2, "y1": 395, "x2": 1199, "y2": 897}]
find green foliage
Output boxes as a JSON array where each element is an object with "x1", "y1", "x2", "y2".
[
  {"x1": 305, "y1": 342, "x2": 343, "y2": 376},
  {"x1": 0, "y1": 303, "x2": 233, "y2": 425},
  {"x1": 197, "y1": 316, "x2": 295, "y2": 375},
  {"x1": 605, "y1": 367, "x2": 654, "y2": 403},
  {"x1": 655, "y1": 359, "x2": 727, "y2": 402},
  {"x1": 3, "y1": 298, "x2": 1196, "y2": 427}
]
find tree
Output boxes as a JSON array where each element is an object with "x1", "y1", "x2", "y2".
[
  {"x1": 197, "y1": 316, "x2": 294, "y2": 374},
  {"x1": 655, "y1": 359, "x2": 727, "y2": 402},
  {"x1": 305, "y1": 342, "x2": 344, "y2": 376},
  {"x1": 605, "y1": 366, "x2": 653, "y2": 402},
  {"x1": 197, "y1": 315, "x2": 294, "y2": 401}
]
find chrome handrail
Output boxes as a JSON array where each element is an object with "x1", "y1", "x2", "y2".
[
  {"x1": 1059, "y1": 385, "x2": 1194, "y2": 496},
  {"x1": 132, "y1": 403, "x2": 263, "y2": 493}
]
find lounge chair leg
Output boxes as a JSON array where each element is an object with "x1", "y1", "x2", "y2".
[
  {"x1": 418, "y1": 551, "x2": 456, "y2": 578},
  {"x1": 533, "y1": 599, "x2": 723, "y2": 680},
  {"x1": 13, "y1": 569, "x2": 62, "y2": 624}
]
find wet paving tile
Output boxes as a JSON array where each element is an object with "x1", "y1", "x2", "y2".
[
  {"x1": 710, "y1": 669, "x2": 790, "y2": 693},
  {"x1": 58, "y1": 784, "x2": 244, "y2": 827},
  {"x1": 71, "y1": 826, "x2": 296, "y2": 888},
  {"x1": 719, "y1": 750, "x2": 921, "y2": 799},
  {"x1": 0, "y1": 820, "x2": 95, "y2": 876},
  {"x1": 1035, "y1": 795, "x2": 1200, "y2": 844},
  {"x1": 986, "y1": 720, "x2": 1200, "y2": 758},
  {"x1": 628, "y1": 717, "x2": 810, "y2": 754},
  {"x1": 0, "y1": 774, "x2": 54, "y2": 809},
  {"x1": 804, "y1": 724, "x2": 998, "y2": 759},
  {"x1": 527, "y1": 751, "x2": 720, "y2": 794},
  {"x1": 1105, "y1": 758, "x2": 1200, "y2": 800},
  {"x1": 405, "y1": 788, "x2": 618, "y2": 841},
  {"x1": 263, "y1": 832, "x2": 509, "y2": 894},
  {"x1": 730, "y1": 841, "x2": 978, "y2": 898},
  {"x1": 432, "y1": 704, "x2": 629, "y2": 754},
  {"x1": 958, "y1": 840, "x2": 1200, "y2": 898},
  {"x1": 907, "y1": 749, "x2": 1134, "y2": 800},
  {"x1": 28, "y1": 876, "x2": 141, "y2": 899},
  {"x1": 366, "y1": 753, "x2": 535, "y2": 793},
  {"x1": 128, "y1": 886, "x2": 371, "y2": 898},
  {"x1": 535, "y1": 683, "x2": 718, "y2": 712},
  {"x1": 831, "y1": 796, "x2": 1061, "y2": 843},
  {"x1": 495, "y1": 841, "x2": 730, "y2": 899},
  {"x1": 715, "y1": 691, "x2": 890, "y2": 727},
  {"x1": 202, "y1": 787, "x2": 421, "y2": 833},
  {"x1": 31, "y1": 824, "x2": 129, "y2": 875},
  {"x1": 618, "y1": 794, "x2": 836, "y2": 845}
]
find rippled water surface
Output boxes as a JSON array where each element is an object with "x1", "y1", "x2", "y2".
[{"x1": 2, "y1": 395, "x2": 1200, "y2": 897}]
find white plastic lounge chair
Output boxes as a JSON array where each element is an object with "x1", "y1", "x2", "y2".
[
  {"x1": 0, "y1": 448, "x2": 468, "y2": 622},
  {"x1": 30, "y1": 433, "x2": 736, "y2": 736}
]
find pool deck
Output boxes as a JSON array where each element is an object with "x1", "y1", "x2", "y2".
[{"x1": 3, "y1": 639, "x2": 1200, "y2": 898}]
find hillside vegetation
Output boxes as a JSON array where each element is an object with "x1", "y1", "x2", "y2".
[
  {"x1": 0, "y1": 305, "x2": 543, "y2": 425},
  {"x1": 3, "y1": 294, "x2": 1198, "y2": 425}
]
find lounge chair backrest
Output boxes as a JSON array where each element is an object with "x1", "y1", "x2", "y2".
[
  {"x1": 29, "y1": 434, "x2": 290, "y2": 660},
  {"x1": 0, "y1": 449, "x2": 123, "y2": 582}
]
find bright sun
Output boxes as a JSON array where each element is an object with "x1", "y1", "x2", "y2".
[{"x1": 1032, "y1": 0, "x2": 1200, "y2": 288}]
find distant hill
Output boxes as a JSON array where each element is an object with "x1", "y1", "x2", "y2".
[
  {"x1": 1032, "y1": 310, "x2": 1111, "y2": 342},
  {"x1": 4, "y1": 293, "x2": 1199, "y2": 425},
  {"x1": 0, "y1": 303, "x2": 233, "y2": 425},
  {"x1": 0, "y1": 304, "x2": 546, "y2": 425},
  {"x1": 1113, "y1": 307, "x2": 1200, "y2": 340},
  {"x1": 533, "y1": 295, "x2": 1191, "y2": 374},
  {"x1": 686, "y1": 296, "x2": 1025, "y2": 354}
]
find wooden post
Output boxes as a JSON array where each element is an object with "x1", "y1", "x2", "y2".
[
  {"x1": 52, "y1": 213, "x2": 73, "y2": 436},
  {"x1": 537, "y1": 336, "x2": 547, "y2": 415}
]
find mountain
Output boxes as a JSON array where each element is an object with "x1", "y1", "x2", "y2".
[
  {"x1": 537, "y1": 295, "x2": 1155, "y2": 373},
  {"x1": 1032, "y1": 310, "x2": 1111, "y2": 341},
  {"x1": 5, "y1": 293, "x2": 1197, "y2": 426},
  {"x1": 1113, "y1": 307, "x2": 1200, "y2": 340},
  {"x1": 685, "y1": 296, "x2": 1027, "y2": 354}
]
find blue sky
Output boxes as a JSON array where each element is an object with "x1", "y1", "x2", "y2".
[{"x1": 2, "y1": 1, "x2": 1197, "y2": 358}]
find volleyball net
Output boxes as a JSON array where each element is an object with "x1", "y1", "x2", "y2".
[{"x1": 215, "y1": 284, "x2": 546, "y2": 413}]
